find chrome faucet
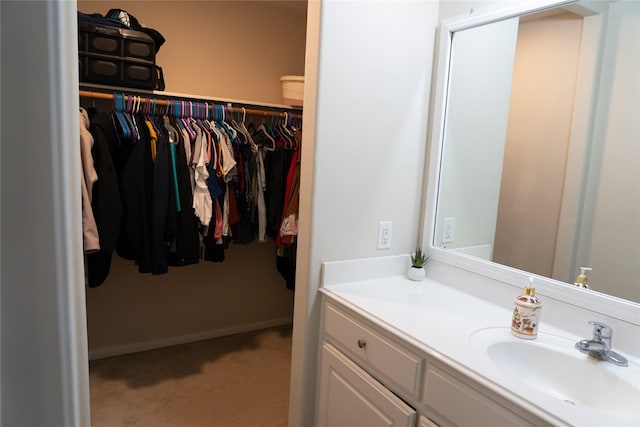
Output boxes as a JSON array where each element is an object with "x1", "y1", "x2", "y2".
[{"x1": 575, "y1": 321, "x2": 628, "y2": 367}]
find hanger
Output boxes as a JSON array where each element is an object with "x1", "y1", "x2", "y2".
[
  {"x1": 279, "y1": 112, "x2": 294, "y2": 149},
  {"x1": 219, "y1": 106, "x2": 238, "y2": 143},
  {"x1": 111, "y1": 93, "x2": 132, "y2": 141},
  {"x1": 270, "y1": 112, "x2": 292, "y2": 149},
  {"x1": 181, "y1": 101, "x2": 196, "y2": 141},
  {"x1": 286, "y1": 112, "x2": 300, "y2": 150},
  {"x1": 170, "y1": 100, "x2": 183, "y2": 130},
  {"x1": 163, "y1": 108, "x2": 179, "y2": 146},
  {"x1": 194, "y1": 103, "x2": 215, "y2": 165},
  {"x1": 276, "y1": 113, "x2": 295, "y2": 149},
  {"x1": 145, "y1": 98, "x2": 163, "y2": 136},
  {"x1": 257, "y1": 112, "x2": 276, "y2": 151},
  {"x1": 196, "y1": 103, "x2": 212, "y2": 133},
  {"x1": 232, "y1": 107, "x2": 258, "y2": 151},
  {"x1": 121, "y1": 94, "x2": 134, "y2": 139},
  {"x1": 229, "y1": 106, "x2": 248, "y2": 146},
  {"x1": 212, "y1": 105, "x2": 227, "y2": 137},
  {"x1": 125, "y1": 94, "x2": 137, "y2": 140},
  {"x1": 125, "y1": 95, "x2": 141, "y2": 141}
]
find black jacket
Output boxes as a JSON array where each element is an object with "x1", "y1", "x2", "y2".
[{"x1": 86, "y1": 111, "x2": 123, "y2": 287}]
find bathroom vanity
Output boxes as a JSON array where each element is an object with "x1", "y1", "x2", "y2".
[
  {"x1": 315, "y1": 258, "x2": 640, "y2": 427},
  {"x1": 317, "y1": 288, "x2": 548, "y2": 426},
  {"x1": 314, "y1": 0, "x2": 640, "y2": 425}
]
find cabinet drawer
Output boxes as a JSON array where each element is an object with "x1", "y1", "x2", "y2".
[
  {"x1": 324, "y1": 303, "x2": 423, "y2": 398},
  {"x1": 423, "y1": 365, "x2": 535, "y2": 427}
]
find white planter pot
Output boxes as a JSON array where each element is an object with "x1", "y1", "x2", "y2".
[{"x1": 407, "y1": 266, "x2": 425, "y2": 281}]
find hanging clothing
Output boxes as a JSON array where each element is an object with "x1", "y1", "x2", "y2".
[
  {"x1": 167, "y1": 116, "x2": 200, "y2": 267},
  {"x1": 278, "y1": 148, "x2": 300, "y2": 246},
  {"x1": 81, "y1": 97, "x2": 301, "y2": 287},
  {"x1": 80, "y1": 108, "x2": 100, "y2": 254},
  {"x1": 117, "y1": 113, "x2": 154, "y2": 272},
  {"x1": 192, "y1": 124, "x2": 212, "y2": 226},
  {"x1": 150, "y1": 119, "x2": 170, "y2": 275},
  {"x1": 86, "y1": 110, "x2": 123, "y2": 287},
  {"x1": 163, "y1": 116, "x2": 182, "y2": 213},
  {"x1": 255, "y1": 150, "x2": 267, "y2": 242},
  {"x1": 276, "y1": 127, "x2": 302, "y2": 290},
  {"x1": 277, "y1": 249, "x2": 296, "y2": 291},
  {"x1": 234, "y1": 143, "x2": 258, "y2": 245},
  {"x1": 264, "y1": 147, "x2": 292, "y2": 240}
]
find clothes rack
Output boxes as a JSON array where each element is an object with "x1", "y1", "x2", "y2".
[
  {"x1": 80, "y1": 85, "x2": 302, "y2": 287},
  {"x1": 79, "y1": 89, "x2": 303, "y2": 119}
]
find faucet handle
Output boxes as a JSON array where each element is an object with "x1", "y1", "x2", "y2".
[{"x1": 589, "y1": 321, "x2": 612, "y2": 340}]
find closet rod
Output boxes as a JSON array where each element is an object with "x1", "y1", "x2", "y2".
[{"x1": 79, "y1": 90, "x2": 302, "y2": 119}]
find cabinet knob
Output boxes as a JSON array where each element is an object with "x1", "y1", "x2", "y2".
[{"x1": 357, "y1": 339, "x2": 366, "y2": 349}]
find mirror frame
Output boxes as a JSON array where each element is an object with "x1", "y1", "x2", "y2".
[{"x1": 422, "y1": 0, "x2": 639, "y2": 325}]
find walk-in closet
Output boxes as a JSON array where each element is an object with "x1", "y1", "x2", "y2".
[{"x1": 76, "y1": 1, "x2": 308, "y2": 424}]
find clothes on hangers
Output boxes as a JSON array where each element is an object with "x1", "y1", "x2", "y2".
[
  {"x1": 80, "y1": 108, "x2": 100, "y2": 254},
  {"x1": 150, "y1": 116, "x2": 170, "y2": 274},
  {"x1": 85, "y1": 109, "x2": 123, "y2": 287},
  {"x1": 116, "y1": 109, "x2": 156, "y2": 273},
  {"x1": 81, "y1": 95, "x2": 301, "y2": 288},
  {"x1": 279, "y1": 149, "x2": 300, "y2": 246},
  {"x1": 275, "y1": 126, "x2": 302, "y2": 290},
  {"x1": 166, "y1": 115, "x2": 201, "y2": 267}
]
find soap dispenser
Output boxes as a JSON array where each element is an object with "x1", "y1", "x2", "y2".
[
  {"x1": 511, "y1": 277, "x2": 542, "y2": 340},
  {"x1": 574, "y1": 267, "x2": 592, "y2": 289}
]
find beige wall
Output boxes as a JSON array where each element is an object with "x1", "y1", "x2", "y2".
[
  {"x1": 493, "y1": 13, "x2": 583, "y2": 276},
  {"x1": 87, "y1": 242, "x2": 295, "y2": 358},
  {"x1": 584, "y1": 0, "x2": 640, "y2": 302},
  {"x1": 77, "y1": 1, "x2": 307, "y2": 104},
  {"x1": 76, "y1": 1, "x2": 306, "y2": 357}
]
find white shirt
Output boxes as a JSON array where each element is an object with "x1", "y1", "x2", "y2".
[
  {"x1": 192, "y1": 126, "x2": 212, "y2": 226},
  {"x1": 79, "y1": 108, "x2": 100, "y2": 253}
]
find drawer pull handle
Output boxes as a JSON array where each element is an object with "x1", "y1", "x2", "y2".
[{"x1": 357, "y1": 339, "x2": 367, "y2": 349}]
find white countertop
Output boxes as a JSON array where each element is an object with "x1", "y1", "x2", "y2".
[{"x1": 321, "y1": 272, "x2": 640, "y2": 426}]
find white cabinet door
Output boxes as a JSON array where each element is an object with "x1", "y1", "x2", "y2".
[{"x1": 317, "y1": 342, "x2": 416, "y2": 427}]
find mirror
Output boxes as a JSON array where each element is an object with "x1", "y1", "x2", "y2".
[{"x1": 430, "y1": 0, "x2": 639, "y2": 305}]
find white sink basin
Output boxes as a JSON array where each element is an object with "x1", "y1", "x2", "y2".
[{"x1": 470, "y1": 327, "x2": 640, "y2": 420}]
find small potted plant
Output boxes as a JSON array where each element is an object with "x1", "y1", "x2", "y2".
[{"x1": 408, "y1": 247, "x2": 429, "y2": 281}]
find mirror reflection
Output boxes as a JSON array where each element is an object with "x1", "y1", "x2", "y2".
[{"x1": 434, "y1": 1, "x2": 639, "y2": 303}]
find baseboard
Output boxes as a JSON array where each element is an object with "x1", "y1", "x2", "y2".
[{"x1": 88, "y1": 317, "x2": 294, "y2": 360}]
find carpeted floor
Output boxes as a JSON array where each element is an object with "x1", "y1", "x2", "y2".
[{"x1": 89, "y1": 325, "x2": 293, "y2": 427}]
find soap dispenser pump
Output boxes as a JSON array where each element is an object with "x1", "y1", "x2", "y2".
[
  {"x1": 511, "y1": 277, "x2": 542, "y2": 340},
  {"x1": 575, "y1": 267, "x2": 592, "y2": 289}
]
